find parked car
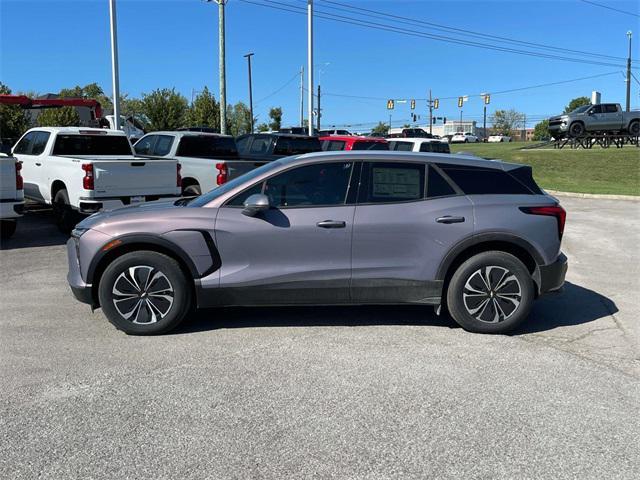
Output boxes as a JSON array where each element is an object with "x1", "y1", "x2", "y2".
[
  {"x1": 320, "y1": 135, "x2": 388, "y2": 151},
  {"x1": 388, "y1": 128, "x2": 432, "y2": 138},
  {"x1": 451, "y1": 132, "x2": 479, "y2": 143},
  {"x1": 101, "y1": 115, "x2": 145, "y2": 142},
  {"x1": 488, "y1": 134, "x2": 512, "y2": 143},
  {"x1": 548, "y1": 103, "x2": 640, "y2": 138},
  {"x1": 387, "y1": 138, "x2": 450, "y2": 154},
  {"x1": 317, "y1": 129, "x2": 353, "y2": 136},
  {"x1": 235, "y1": 133, "x2": 322, "y2": 162},
  {"x1": 67, "y1": 150, "x2": 567, "y2": 336},
  {"x1": 134, "y1": 131, "x2": 265, "y2": 196},
  {"x1": 12, "y1": 127, "x2": 181, "y2": 232},
  {"x1": 279, "y1": 127, "x2": 310, "y2": 135},
  {"x1": 0, "y1": 153, "x2": 24, "y2": 239}
]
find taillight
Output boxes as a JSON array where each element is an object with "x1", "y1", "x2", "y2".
[
  {"x1": 15, "y1": 161, "x2": 23, "y2": 190},
  {"x1": 176, "y1": 163, "x2": 182, "y2": 188},
  {"x1": 520, "y1": 205, "x2": 566, "y2": 240},
  {"x1": 216, "y1": 162, "x2": 228, "y2": 185},
  {"x1": 82, "y1": 163, "x2": 94, "y2": 190}
]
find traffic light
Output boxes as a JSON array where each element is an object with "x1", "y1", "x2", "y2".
[
  {"x1": 484, "y1": 94, "x2": 490, "y2": 105},
  {"x1": 443, "y1": 117, "x2": 447, "y2": 124},
  {"x1": 432, "y1": 117, "x2": 437, "y2": 124},
  {"x1": 458, "y1": 96, "x2": 464, "y2": 108},
  {"x1": 412, "y1": 113, "x2": 417, "y2": 122},
  {"x1": 433, "y1": 98, "x2": 439, "y2": 109},
  {"x1": 387, "y1": 99, "x2": 394, "y2": 110},
  {"x1": 410, "y1": 99, "x2": 416, "y2": 110}
]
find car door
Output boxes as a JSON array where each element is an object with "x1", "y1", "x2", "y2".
[
  {"x1": 212, "y1": 160, "x2": 357, "y2": 305},
  {"x1": 586, "y1": 105, "x2": 607, "y2": 131},
  {"x1": 12, "y1": 131, "x2": 50, "y2": 201},
  {"x1": 602, "y1": 104, "x2": 623, "y2": 130},
  {"x1": 351, "y1": 162, "x2": 474, "y2": 303}
]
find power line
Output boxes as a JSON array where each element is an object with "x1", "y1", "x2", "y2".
[
  {"x1": 240, "y1": 0, "x2": 633, "y2": 69},
  {"x1": 579, "y1": 0, "x2": 640, "y2": 18},
  {"x1": 317, "y1": 0, "x2": 626, "y2": 61},
  {"x1": 254, "y1": 71, "x2": 300, "y2": 104}
]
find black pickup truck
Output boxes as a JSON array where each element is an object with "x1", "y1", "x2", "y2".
[{"x1": 235, "y1": 133, "x2": 322, "y2": 162}]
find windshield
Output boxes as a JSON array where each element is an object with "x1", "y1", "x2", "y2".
[
  {"x1": 188, "y1": 159, "x2": 285, "y2": 207},
  {"x1": 570, "y1": 105, "x2": 591, "y2": 114}
]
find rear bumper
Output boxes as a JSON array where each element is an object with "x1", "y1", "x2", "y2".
[
  {"x1": 66, "y1": 238, "x2": 94, "y2": 306},
  {"x1": 537, "y1": 253, "x2": 568, "y2": 295},
  {"x1": 0, "y1": 199, "x2": 24, "y2": 219},
  {"x1": 77, "y1": 194, "x2": 179, "y2": 214}
]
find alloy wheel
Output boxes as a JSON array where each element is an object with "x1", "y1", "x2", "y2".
[
  {"x1": 112, "y1": 265, "x2": 174, "y2": 324},
  {"x1": 462, "y1": 266, "x2": 522, "y2": 323}
]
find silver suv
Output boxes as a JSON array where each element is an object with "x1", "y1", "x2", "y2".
[{"x1": 67, "y1": 151, "x2": 567, "y2": 335}]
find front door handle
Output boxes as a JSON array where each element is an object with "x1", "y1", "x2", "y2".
[
  {"x1": 35, "y1": 162, "x2": 42, "y2": 166},
  {"x1": 436, "y1": 215, "x2": 465, "y2": 224},
  {"x1": 317, "y1": 220, "x2": 346, "y2": 229}
]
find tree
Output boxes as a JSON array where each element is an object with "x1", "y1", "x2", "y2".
[
  {"x1": 186, "y1": 86, "x2": 220, "y2": 130},
  {"x1": 564, "y1": 96, "x2": 590, "y2": 114},
  {"x1": 492, "y1": 109, "x2": 522, "y2": 137},
  {"x1": 140, "y1": 88, "x2": 188, "y2": 131},
  {"x1": 0, "y1": 83, "x2": 31, "y2": 142},
  {"x1": 532, "y1": 120, "x2": 550, "y2": 141},
  {"x1": 228, "y1": 102, "x2": 253, "y2": 136},
  {"x1": 371, "y1": 121, "x2": 389, "y2": 136},
  {"x1": 36, "y1": 106, "x2": 80, "y2": 127},
  {"x1": 268, "y1": 107, "x2": 282, "y2": 131},
  {"x1": 256, "y1": 123, "x2": 270, "y2": 132},
  {"x1": 59, "y1": 83, "x2": 113, "y2": 113}
]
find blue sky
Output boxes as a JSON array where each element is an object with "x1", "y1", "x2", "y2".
[{"x1": 1, "y1": 0, "x2": 638, "y2": 130}]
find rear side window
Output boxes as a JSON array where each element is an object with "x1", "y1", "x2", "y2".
[
  {"x1": 176, "y1": 135, "x2": 238, "y2": 158},
  {"x1": 153, "y1": 135, "x2": 174, "y2": 156},
  {"x1": 53, "y1": 135, "x2": 132, "y2": 155},
  {"x1": 273, "y1": 137, "x2": 322, "y2": 155},
  {"x1": 322, "y1": 140, "x2": 345, "y2": 151},
  {"x1": 388, "y1": 141, "x2": 413, "y2": 152},
  {"x1": 352, "y1": 141, "x2": 388, "y2": 151},
  {"x1": 438, "y1": 165, "x2": 535, "y2": 195},
  {"x1": 427, "y1": 166, "x2": 456, "y2": 198},
  {"x1": 359, "y1": 162, "x2": 425, "y2": 203},
  {"x1": 603, "y1": 104, "x2": 618, "y2": 113},
  {"x1": 13, "y1": 132, "x2": 37, "y2": 154}
]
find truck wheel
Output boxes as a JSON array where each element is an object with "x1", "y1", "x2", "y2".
[
  {"x1": 628, "y1": 120, "x2": 640, "y2": 136},
  {"x1": 446, "y1": 251, "x2": 534, "y2": 334},
  {"x1": 0, "y1": 220, "x2": 17, "y2": 240},
  {"x1": 52, "y1": 189, "x2": 77, "y2": 234},
  {"x1": 98, "y1": 251, "x2": 192, "y2": 335},
  {"x1": 569, "y1": 122, "x2": 585, "y2": 138}
]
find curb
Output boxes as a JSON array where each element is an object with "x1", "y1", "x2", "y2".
[{"x1": 545, "y1": 190, "x2": 640, "y2": 202}]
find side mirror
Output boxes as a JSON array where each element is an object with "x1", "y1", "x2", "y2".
[{"x1": 242, "y1": 193, "x2": 270, "y2": 217}]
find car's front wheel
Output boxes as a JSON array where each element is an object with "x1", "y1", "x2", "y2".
[
  {"x1": 446, "y1": 251, "x2": 534, "y2": 334},
  {"x1": 98, "y1": 251, "x2": 192, "y2": 335}
]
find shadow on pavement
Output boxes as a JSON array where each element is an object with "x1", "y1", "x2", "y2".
[
  {"x1": 174, "y1": 281, "x2": 616, "y2": 336},
  {"x1": 0, "y1": 204, "x2": 68, "y2": 250}
]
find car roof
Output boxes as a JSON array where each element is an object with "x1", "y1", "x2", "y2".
[
  {"x1": 387, "y1": 137, "x2": 441, "y2": 144},
  {"x1": 146, "y1": 131, "x2": 233, "y2": 138},
  {"x1": 289, "y1": 150, "x2": 518, "y2": 170},
  {"x1": 319, "y1": 135, "x2": 387, "y2": 142},
  {"x1": 29, "y1": 127, "x2": 127, "y2": 136},
  {"x1": 241, "y1": 132, "x2": 317, "y2": 139}
]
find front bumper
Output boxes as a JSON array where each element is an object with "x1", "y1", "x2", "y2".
[
  {"x1": 66, "y1": 237, "x2": 94, "y2": 306},
  {"x1": 536, "y1": 253, "x2": 568, "y2": 295}
]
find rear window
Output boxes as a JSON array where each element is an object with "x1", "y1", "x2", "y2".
[
  {"x1": 53, "y1": 135, "x2": 132, "y2": 156},
  {"x1": 438, "y1": 165, "x2": 535, "y2": 195},
  {"x1": 176, "y1": 135, "x2": 238, "y2": 159},
  {"x1": 273, "y1": 137, "x2": 322, "y2": 155},
  {"x1": 351, "y1": 141, "x2": 388, "y2": 151},
  {"x1": 322, "y1": 140, "x2": 346, "y2": 151}
]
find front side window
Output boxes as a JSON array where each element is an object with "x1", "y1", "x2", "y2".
[
  {"x1": 235, "y1": 135, "x2": 250, "y2": 153},
  {"x1": 389, "y1": 141, "x2": 413, "y2": 152},
  {"x1": 30, "y1": 132, "x2": 51, "y2": 155},
  {"x1": 419, "y1": 142, "x2": 434, "y2": 152},
  {"x1": 589, "y1": 105, "x2": 602, "y2": 114},
  {"x1": 134, "y1": 135, "x2": 157, "y2": 155},
  {"x1": 250, "y1": 137, "x2": 271, "y2": 154},
  {"x1": 264, "y1": 162, "x2": 353, "y2": 207},
  {"x1": 153, "y1": 135, "x2": 174, "y2": 156},
  {"x1": 359, "y1": 162, "x2": 425, "y2": 203},
  {"x1": 13, "y1": 132, "x2": 37, "y2": 154}
]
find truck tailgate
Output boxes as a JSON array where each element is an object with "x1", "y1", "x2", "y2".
[
  {"x1": 0, "y1": 157, "x2": 19, "y2": 201},
  {"x1": 91, "y1": 159, "x2": 179, "y2": 197},
  {"x1": 227, "y1": 160, "x2": 268, "y2": 181}
]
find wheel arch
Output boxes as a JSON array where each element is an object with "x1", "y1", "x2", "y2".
[{"x1": 50, "y1": 180, "x2": 67, "y2": 201}]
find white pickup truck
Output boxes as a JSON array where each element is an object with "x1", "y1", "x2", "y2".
[
  {"x1": 133, "y1": 131, "x2": 266, "y2": 196},
  {"x1": 12, "y1": 127, "x2": 181, "y2": 232},
  {"x1": 0, "y1": 153, "x2": 25, "y2": 239}
]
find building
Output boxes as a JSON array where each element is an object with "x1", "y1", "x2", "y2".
[{"x1": 419, "y1": 120, "x2": 478, "y2": 137}]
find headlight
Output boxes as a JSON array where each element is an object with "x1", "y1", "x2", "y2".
[{"x1": 71, "y1": 227, "x2": 89, "y2": 238}]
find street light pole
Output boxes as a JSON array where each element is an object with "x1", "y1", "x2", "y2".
[
  {"x1": 459, "y1": 109, "x2": 463, "y2": 131},
  {"x1": 108, "y1": 0, "x2": 121, "y2": 130},
  {"x1": 244, "y1": 53, "x2": 254, "y2": 133},
  {"x1": 205, "y1": 1, "x2": 227, "y2": 134},
  {"x1": 307, "y1": 0, "x2": 314, "y2": 135},
  {"x1": 626, "y1": 31, "x2": 633, "y2": 112},
  {"x1": 299, "y1": 66, "x2": 304, "y2": 128}
]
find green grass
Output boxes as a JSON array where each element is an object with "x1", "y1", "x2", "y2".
[{"x1": 448, "y1": 143, "x2": 640, "y2": 196}]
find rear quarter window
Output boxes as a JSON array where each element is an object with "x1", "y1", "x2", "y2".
[
  {"x1": 176, "y1": 135, "x2": 238, "y2": 158},
  {"x1": 438, "y1": 165, "x2": 536, "y2": 195}
]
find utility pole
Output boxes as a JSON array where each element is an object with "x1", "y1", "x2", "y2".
[
  {"x1": 317, "y1": 84, "x2": 321, "y2": 132},
  {"x1": 459, "y1": 110, "x2": 463, "y2": 131},
  {"x1": 428, "y1": 89, "x2": 433, "y2": 135},
  {"x1": 108, "y1": 0, "x2": 121, "y2": 130},
  {"x1": 205, "y1": 1, "x2": 227, "y2": 134},
  {"x1": 483, "y1": 105, "x2": 487, "y2": 139},
  {"x1": 626, "y1": 31, "x2": 633, "y2": 112},
  {"x1": 389, "y1": 113, "x2": 392, "y2": 130},
  {"x1": 244, "y1": 53, "x2": 254, "y2": 133},
  {"x1": 522, "y1": 113, "x2": 527, "y2": 141},
  {"x1": 307, "y1": 0, "x2": 314, "y2": 136},
  {"x1": 299, "y1": 66, "x2": 304, "y2": 128}
]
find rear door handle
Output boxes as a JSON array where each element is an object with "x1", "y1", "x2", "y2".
[
  {"x1": 35, "y1": 162, "x2": 42, "y2": 166},
  {"x1": 436, "y1": 215, "x2": 465, "y2": 224},
  {"x1": 317, "y1": 220, "x2": 346, "y2": 229}
]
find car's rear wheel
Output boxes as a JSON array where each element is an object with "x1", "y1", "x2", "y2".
[
  {"x1": 446, "y1": 251, "x2": 534, "y2": 334},
  {"x1": 52, "y1": 189, "x2": 77, "y2": 234},
  {"x1": 628, "y1": 120, "x2": 640, "y2": 136},
  {"x1": 98, "y1": 251, "x2": 192, "y2": 335},
  {"x1": 0, "y1": 219, "x2": 17, "y2": 239},
  {"x1": 183, "y1": 184, "x2": 201, "y2": 196}
]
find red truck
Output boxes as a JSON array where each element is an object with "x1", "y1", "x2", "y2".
[{"x1": 319, "y1": 135, "x2": 388, "y2": 151}]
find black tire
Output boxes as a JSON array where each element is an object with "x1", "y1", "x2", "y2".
[
  {"x1": 446, "y1": 251, "x2": 534, "y2": 334},
  {"x1": 0, "y1": 219, "x2": 17, "y2": 240},
  {"x1": 183, "y1": 184, "x2": 201, "y2": 196},
  {"x1": 52, "y1": 189, "x2": 77, "y2": 234},
  {"x1": 98, "y1": 251, "x2": 192, "y2": 335},
  {"x1": 628, "y1": 120, "x2": 640, "y2": 137},
  {"x1": 568, "y1": 122, "x2": 585, "y2": 138}
]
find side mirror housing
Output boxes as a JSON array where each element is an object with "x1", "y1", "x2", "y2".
[{"x1": 242, "y1": 193, "x2": 270, "y2": 217}]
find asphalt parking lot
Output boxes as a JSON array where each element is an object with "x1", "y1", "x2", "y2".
[{"x1": 1, "y1": 196, "x2": 638, "y2": 479}]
